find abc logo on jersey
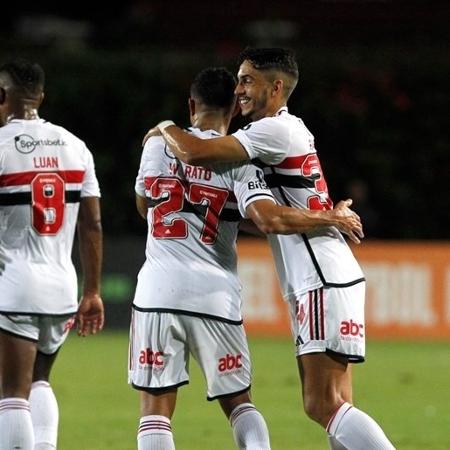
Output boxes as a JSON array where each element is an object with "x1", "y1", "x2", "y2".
[
  {"x1": 340, "y1": 319, "x2": 364, "y2": 339},
  {"x1": 218, "y1": 353, "x2": 243, "y2": 374},
  {"x1": 139, "y1": 348, "x2": 164, "y2": 368}
]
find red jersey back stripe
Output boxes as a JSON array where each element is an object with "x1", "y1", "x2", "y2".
[
  {"x1": 273, "y1": 154, "x2": 313, "y2": 169},
  {"x1": 0, "y1": 170, "x2": 85, "y2": 187}
]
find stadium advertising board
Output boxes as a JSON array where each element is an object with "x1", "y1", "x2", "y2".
[
  {"x1": 238, "y1": 240, "x2": 450, "y2": 339},
  {"x1": 88, "y1": 238, "x2": 450, "y2": 338}
]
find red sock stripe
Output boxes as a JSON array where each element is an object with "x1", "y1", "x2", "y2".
[
  {"x1": 326, "y1": 403, "x2": 353, "y2": 433},
  {"x1": 138, "y1": 420, "x2": 172, "y2": 433},
  {"x1": 230, "y1": 405, "x2": 256, "y2": 424},
  {"x1": 0, "y1": 400, "x2": 30, "y2": 412}
]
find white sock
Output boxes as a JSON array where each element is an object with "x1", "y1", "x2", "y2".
[
  {"x1": 328, "y1": 434, "x2": 347, "y2": 449},
  {"x1": 137, "y1": 415, "x2": 175, "y2": 450},
  {"x1": 229, "y1": 403, "x2": 271, "y2": 450},
  {"x1": 29, "y1": 381, "x2": 58, "y2": 450},
  {"x1": 327, "y1": 402, "x2": 395, "y2": 450},
  {"x1": 0, "y1": 397, "x2": 35, "y2": 450}
]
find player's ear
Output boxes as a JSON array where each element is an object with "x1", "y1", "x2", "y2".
[{"x1": 272, "y1": 79, "x2": 283, "y2": 97}]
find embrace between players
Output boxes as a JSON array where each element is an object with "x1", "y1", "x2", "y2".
[{"x1": 0, "y1": 48, "x2": 396, "y2": 450}]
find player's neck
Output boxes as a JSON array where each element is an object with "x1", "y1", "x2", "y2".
[
  {"x1": 6, "y1": 105, "x2": 40, "y2": 122},
  {"x1": 192, "y1": 112, "x2": 228, "y2": 135}
]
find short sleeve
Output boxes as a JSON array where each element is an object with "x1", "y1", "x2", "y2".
[
  {"x1": 80, "y1": 148, "x2": 101, "y2": 198},
  {"x1": 135, "y1": 136, "x2": 165, "y2": 196},
  {"x1": 232, "y1": 162, "x2": 275, "y2": 218},
  {"x1": 232, "y1": 117, "x2": 290, "y2": 165}
]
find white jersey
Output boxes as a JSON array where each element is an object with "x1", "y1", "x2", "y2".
[
  {"x1": 134, "y1": 127, "x2": 275, "y2": 322},
  {"x1": 233, "y1": 107, "x2": 365, "y2": 300},
  {"x1": 0, "y1": 118, "x2": 100, "y2": 315}
]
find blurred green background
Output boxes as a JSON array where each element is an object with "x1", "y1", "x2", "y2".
[{"x1": 54, "y1": 332, "x2": 450, "y2": 450}]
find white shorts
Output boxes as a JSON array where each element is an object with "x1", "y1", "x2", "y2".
[
  {"x1": 0, "y1": 314, "x2": 75, "y2": 355},
  {"x1": 288, "y1": 282, "x2": 366, "y2": 362},
  {"x1": 128, "y1": 309, "x2": 252, "y2": 400}
]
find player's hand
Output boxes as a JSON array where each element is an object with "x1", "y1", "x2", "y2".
[
  {"x1": 332, "y1": 199, "x2": 364, "y2": 244},
  {"x1": 142, "y1": 126, "x2": 161, "y2": 147},
  {"x1": 76, "y1": 293, "x2": 105, "y2": 337}
]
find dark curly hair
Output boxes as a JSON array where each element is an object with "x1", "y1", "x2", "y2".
[
  {"x1": 190, "y1": 67, "x2": 236, "y2": 109},
  {"x1": 0, "y1": 58, "x2": 45, "y2": 96},
  {"x1": 237, "y1": 47, "x2": 299, "y2": 80}
]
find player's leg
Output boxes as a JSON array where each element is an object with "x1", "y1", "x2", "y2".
[
  {"x1": 128, "y1": 310, "x2": 188, "y2": 450},
  {"x1": 219, "y1": 391, "x2": 271, "y2": 450},
  {"x1": 138, "y1": 389, "x2": 177, "y2": 450},
  {"x1": 292, "y1": 286, "x2": 395, "y2": 449},
  {"x1": 29, "y1": 315, "x2": 74, "y2": 450},
  {"x1": 0, "y1": 321, "x2": 37, "y2": 450},
  {"x1": 188, "y1": 317, "x2": 271, "y2": 450},
  {"x1": 30, "y1": 351, "x2": 59, "y2": 450},
  {"x1": 298, "y1": 352, "x2": 351, "y2": 428}
]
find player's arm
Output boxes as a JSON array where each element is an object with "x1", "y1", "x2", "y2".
[
  {"x1": 145, "y1": 121, "x2": 249, "y2": 165},
  {"x1": 246, "y1": 199, "x2": 364, "y2": 244},
  {"x1": 239, "y1": 219, "x2": 266, "y2": 237},
  {"x1": 76, "y1": 196, "x2": 104, "y2": 336},
  {"x1": 136, "y1": 194, "x2": 148, "y2": 220}
]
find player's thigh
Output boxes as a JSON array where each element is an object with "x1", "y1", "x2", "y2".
[
  {"x1": 218, "y1": 390, "x2": 253, "y2": 418},
  {"x1": 0, "y1": 314, "x2": 39, "y2": 397},
  {"x1": 298, "y1": 352, "x2": 352, "y2": 426},
  {"x1": 186, "y1": 317, "x2": 251, "y2": 401},
  {"x1": 139, "y1": 388, "x2": 178, "y2": 419},
  {"x1": 288, "y1": 283, "x2": 366, "y2": 363},
  {"x1": 30, "y1": 314, "x2": 74, "y2": 381},
  {"x1": 128, "y1": 310, "x2": 189, "y2": 390},
  {"x1": 298, "y1": 352, "x2": 351, "y2": 400}
]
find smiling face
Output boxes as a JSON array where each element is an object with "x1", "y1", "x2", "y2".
[{"x1": 235, "y1": 60, "x2": 278, "y2": 121}]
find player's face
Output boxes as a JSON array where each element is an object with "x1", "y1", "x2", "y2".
[{"x1": 235, "y1": 60, "x2": 273, "y2": 121}]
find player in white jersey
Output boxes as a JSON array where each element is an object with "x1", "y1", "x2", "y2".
[
  {"x1": 0, "y1": 58, "x2": 104, "y2": 450},
  {"x1": 144, "y1": 49, "x2": 395, "y2": 449},
  {"x1": 130, "y1": 67, "x2": 363, "y2": 450}
]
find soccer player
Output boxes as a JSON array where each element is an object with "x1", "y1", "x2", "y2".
[
  {"x1": 0, "y1": 58, "x2": 104, "y2": 450},
  {"x1": 130, "y1": 66, "x2": 363, "y2": 450},
  {"x1": 144, "y1": 48, "x2": 396, "y2": 449}
]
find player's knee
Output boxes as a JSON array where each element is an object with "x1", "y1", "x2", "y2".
[
  {"x1": 303, "y1": 394, "x2": 342, "y2": 428},
  {"x1": 302, "y1": 395, "x2": 323, "y2": 424}
]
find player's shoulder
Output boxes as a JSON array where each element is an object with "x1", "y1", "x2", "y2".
[
  {"x1": 142, "y1": 134, "x2": 167, "y2": 154},
  {"x1": 42, "y1": 120, "x2": 85, "y2": 145}
]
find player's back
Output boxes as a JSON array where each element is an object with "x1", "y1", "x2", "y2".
[
  {"x1": 134, "y1": 127, "x2": 272, "y2": 322},
  {"x1": 233, "y1": 108, "x2": 365, "y2": 299},
  {"x1": 0, "y1": 118, "x2": 99, "y2": 314}
]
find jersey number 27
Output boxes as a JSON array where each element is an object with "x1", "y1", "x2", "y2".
[{"x1": 147, "y1": 177, "x2": 229, "y2": 245}]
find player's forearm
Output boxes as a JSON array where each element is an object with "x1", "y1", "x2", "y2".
[
  {"x1": 161, "y1": 125, "x2": 206, "y2": 165},
  {"x1": 254, "y1": 206, "x2": 336, "y2": 235},
  {"x1": 77, "y1": 198, "x2": 103, "y2": 295},
  {"x1": 158, "y1": 121, "x2": 249, "y2": 165},
  {"x1": 78, "y1": 223, "x2": 102, "y2": 295}
]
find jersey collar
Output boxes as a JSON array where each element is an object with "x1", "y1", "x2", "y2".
[{"x1": 274, "y1": 107, "x2": 288, "y2": 116}]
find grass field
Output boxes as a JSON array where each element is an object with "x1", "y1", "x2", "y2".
[{"x1": 52, "y1": 331, "x2": 450, "y2": 450}]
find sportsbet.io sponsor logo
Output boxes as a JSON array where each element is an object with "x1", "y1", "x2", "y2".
[{"x1": 14, "y1": 134, "x2": 66, "y2": 154}]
